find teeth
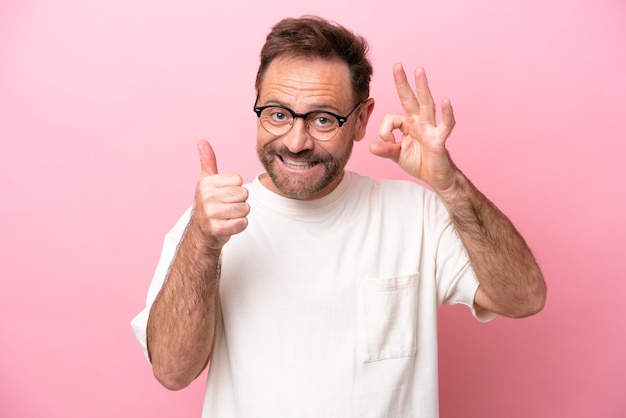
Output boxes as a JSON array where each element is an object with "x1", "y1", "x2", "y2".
[{"x1": 282, "y1": 157, "x2": 315, "y2": 170}]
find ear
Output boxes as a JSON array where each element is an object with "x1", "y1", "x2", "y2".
[{"x1": 353, "y1": 98, "x2": 375, "y2": 142}]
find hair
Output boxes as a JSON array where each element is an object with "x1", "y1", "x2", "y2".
[{"x1": 255, "y1": 16, "x2": 373, "y2": 103}]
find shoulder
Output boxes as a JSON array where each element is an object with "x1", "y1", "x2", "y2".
[
  {"x1": 347, "y1": 172, "x2": 451, "y2": 223},
  {"x1": 347, "y1": 171, "x2": 435, "y2": 200}
]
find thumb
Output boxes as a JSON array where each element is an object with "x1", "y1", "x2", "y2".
[{"x1": 197, "y1": 140, "x2": 218, "y2": 175}]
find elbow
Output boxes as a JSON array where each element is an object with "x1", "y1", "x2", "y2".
[
  {"x1": 152, "y1": 366, "x2": 195, "y2": 391},
  {"x1": 147, "y1": 348, "x2": 191, "y2": 390},
  {"x1": 511, "y1": 277, "x2": 547, "y2": 318},
  {"x1": 528, "y1": 285, "x2": 548, "y2": 316},
  {"x1": 476, "y1": 273, "x2": 547, "y2": 319},
  {"x1": 147, "y1": 341, "x2": 209, "y2": 391},
  {"x1": 513, "y1": 296, "x2": 545, "y2": 318},
  {"x1": 149, "y1": 351, "x2": 210, "y2": 391},
  {"x1": 149, "y1": 352, "x2": 198, "y2": 391}
]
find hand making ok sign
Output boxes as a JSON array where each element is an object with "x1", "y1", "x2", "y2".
[{"x1": 371, "y1": 64, "x2": 459, "y2": 194}]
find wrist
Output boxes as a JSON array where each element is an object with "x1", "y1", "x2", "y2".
[
  {"x1": 186, "y1": 214, "x2": 224, "y2": 255},
  {"x1": 431, "y1": 165, "x2": 467, "y2": 201}
]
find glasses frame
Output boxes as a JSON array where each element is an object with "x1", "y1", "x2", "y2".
[{"x1": 253, "y1": 97, "x2": 362, "y2": 141}]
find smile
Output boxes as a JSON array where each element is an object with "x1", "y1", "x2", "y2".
[{"x1": 279, "y1": 156, "x2": 320, "y2": 170}]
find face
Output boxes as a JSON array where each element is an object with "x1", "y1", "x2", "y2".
[{"x1": 256, "y1": 56, "x2": 373, "y2": 201}]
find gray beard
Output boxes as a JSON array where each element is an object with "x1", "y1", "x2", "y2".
[{"x1": 256, "y1": 141, "x2": 353, "y2": 200}]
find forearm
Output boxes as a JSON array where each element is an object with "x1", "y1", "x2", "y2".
[
  {"x1": 147, "y1": 218, "x2": 220, "y2": 390},
  {"x1": 437, "y1": 167, "x2": 546, "y2": 318}
]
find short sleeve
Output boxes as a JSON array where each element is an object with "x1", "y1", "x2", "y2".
[
  {"x1": 130, "y1": 207, "x2": 193, "y2": 362},
  {"x1": 429, "y1": 198, "x2": 497, "y2": 323}
]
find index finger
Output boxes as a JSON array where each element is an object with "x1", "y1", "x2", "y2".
[{"x1": 197, "y1": 139, "x2": 218, "y2": 176}]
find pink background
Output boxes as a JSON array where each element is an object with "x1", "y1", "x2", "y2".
[{"x1": 1, "y1": 0, "x2": 625, "y2": 416}]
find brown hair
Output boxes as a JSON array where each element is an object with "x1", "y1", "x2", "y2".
[{"x1": 255, "y1": 16, "x2": 373, "y2": 103}]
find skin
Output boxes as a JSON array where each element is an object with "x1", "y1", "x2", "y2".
[
  {"x1": 255, "y1": 56, "x2": 374, "y2": 200},
  {"x1": 373, "y1": 64, "x2": 546, "y2": 317},
  {"x1": 146, "y1": 58, "x2": 546, "y2": 391}
]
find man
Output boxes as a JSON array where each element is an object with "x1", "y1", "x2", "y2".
[{"x1": 132, "y1": 15, "x2": 546, "y2": 417}]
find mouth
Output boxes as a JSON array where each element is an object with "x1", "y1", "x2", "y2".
[{"x1": 278, "y1": 155, "x2": 321, "y2": 170}]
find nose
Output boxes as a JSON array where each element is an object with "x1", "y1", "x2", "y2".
[{"x1": 282, "y1": 117, "x2": 314, "y2": 153}]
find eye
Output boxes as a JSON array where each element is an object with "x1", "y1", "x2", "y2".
[
  {"x1": 265, "y1": 107, "x2": 291, "y2": 125},
  {"x1": 271, "y1": 110, "x2": 287, "y2": 121},
  {"x1": 309, "y1": 113, "x2": 337, "y2": 131}
]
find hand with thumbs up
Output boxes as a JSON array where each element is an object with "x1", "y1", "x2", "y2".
[
  {"x1": 146, "y1": 140, "x2": 248, "y2": 390},
  {"x1": 192, "y1": 140, "x2": 250, "y2": 250}
]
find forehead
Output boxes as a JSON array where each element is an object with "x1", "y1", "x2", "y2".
[{"x1": 258, "y1": 56, "x2": 354, "y2": 109}]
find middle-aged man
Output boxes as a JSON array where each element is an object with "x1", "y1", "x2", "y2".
[{"x1": 132, "y1": 15, "x2": 546, "y2": 418}]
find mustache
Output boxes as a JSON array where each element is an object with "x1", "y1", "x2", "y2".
[{"x1": 272, "y1": 146, "x2": 331, "y2": 163}]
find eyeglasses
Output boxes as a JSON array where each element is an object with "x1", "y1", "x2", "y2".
[{"x1": 253, "y1": 97, "x2": 362, "y2": 141}]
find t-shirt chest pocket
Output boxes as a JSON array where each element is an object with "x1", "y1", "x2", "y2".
[{"x1": 357, "y1": 273, "x2": 419, "y2": 362}]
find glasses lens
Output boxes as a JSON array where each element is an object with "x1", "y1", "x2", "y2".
[
  {"x1": 258, "y1": 107, "x2": 340, "y2": 141},
  {"x1": 259, "y1": 107, "x2": 293, "y2": 136},
  {"x1": 304, "y1": 112, "x2": 339, "y2": 141}
]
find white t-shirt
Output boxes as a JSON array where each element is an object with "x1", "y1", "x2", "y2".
[{"x1": 131, "y1": 171, "x2": 494, "y2": 418}]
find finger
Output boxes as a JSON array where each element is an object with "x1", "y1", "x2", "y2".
[
  {"x1": 198, "y1": 172, "x2": 244, "y2": 191},
  {"x1": 215, "y1": 185, "x2": 249, "y2": 204},
  {"x1": 438, "y1": 98, "x2": 456, "y2": 140},
  {"x1": 378, "y1": 113, "x2": 406, "y2": 143},
  {"x1": 197, "y1": 139, "x2": 218, "y2": 176},
  {"x1": 211, "y1": 216, "x2": 249, "y2": 238},
  {"x1": 413, "y1": 67, "x2": 436, "y2": 125},
  {"x1": 393, "y1": 63, "x2": 420, "y2": 115},
  {"x1": 205, "y1": 201, "x2": 250, "y2": 221}
]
